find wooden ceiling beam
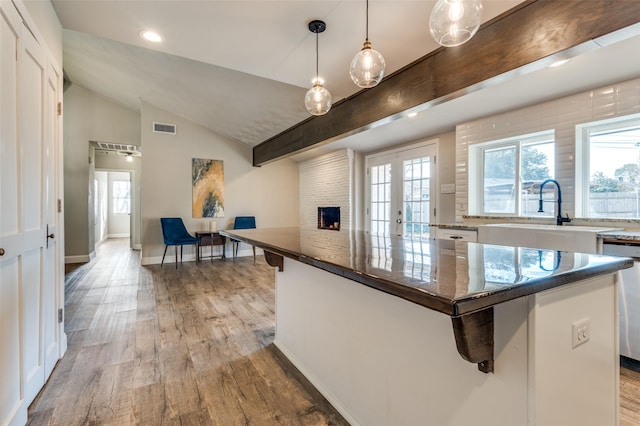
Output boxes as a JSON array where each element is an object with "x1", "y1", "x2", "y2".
[{"x1": 253, "y1": 0, "x2": 640, "y2": 166}]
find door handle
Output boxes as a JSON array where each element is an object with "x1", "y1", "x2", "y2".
[
  {"x1": 46, "y1": 225, "x2": 55, "y2": 248},
  {"x1": 396, "y1": 218, "x2": 402, "y2": 224},
  {"x1": 0, "y1": 248, "x2": 5, "y2": 256}
]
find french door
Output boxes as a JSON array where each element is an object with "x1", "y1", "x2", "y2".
[{"x1": 366, "y1": 143, "x2": 437, "y2": 237}]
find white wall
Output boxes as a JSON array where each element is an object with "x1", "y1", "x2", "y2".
[
  {"x1": 22, "y1": 0, "x2": 62, "y2": 67},
  {"x1": 63, "y1": 85, "x2": 140, "y2": 260},
  {"x1": 140, "y1": 101, "x2": 299, "y2": 264},
  {"x1": 299, "y1": 149, "x2": 354, "y2": 232},
  {"x1": 455, "y1": 77, "x2": 640, "y2": 222},
  {"x1": 436, "y1": 132, "x2": 457, "y2": 224}
]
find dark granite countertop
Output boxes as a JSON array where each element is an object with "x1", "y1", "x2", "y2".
[{"x1": 221, "y1": 227, "x2": 633, "y2": 317}]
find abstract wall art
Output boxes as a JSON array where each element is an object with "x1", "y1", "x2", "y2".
[{"x1": 192, "y1": 158, "x2": 224, "y2": 218}]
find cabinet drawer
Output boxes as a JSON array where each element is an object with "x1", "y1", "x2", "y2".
[{"x1": 435, "y1": 228, "x2": 477, "y2": 242}]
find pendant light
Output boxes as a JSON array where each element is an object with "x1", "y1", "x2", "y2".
[
  {"x1": 304, "y1": 20, "x2": 332, "y2": 116},
  {"x1": 350, "y1": 0, "x2": 385, "y2": 88},
  {"x1": 429, "y1": 0, "x2": 483, "y2": 47}
]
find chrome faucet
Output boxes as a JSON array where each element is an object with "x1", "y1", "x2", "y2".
[{"x1": 537, "y1": 179, "x2": 572, "y2": 226}]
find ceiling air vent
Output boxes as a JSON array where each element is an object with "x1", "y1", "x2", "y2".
[{"x1": 153, "y1": 122, "x2": 176, "y2": 134}]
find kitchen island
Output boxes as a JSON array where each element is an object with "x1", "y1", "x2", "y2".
[{"x1": 221, "y1": 227, "x2": 632, "y2": 425}]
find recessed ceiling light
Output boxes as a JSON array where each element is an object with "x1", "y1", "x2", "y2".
[{"x1": 139, "y1": 30, "x2": 162, "y2": 43}]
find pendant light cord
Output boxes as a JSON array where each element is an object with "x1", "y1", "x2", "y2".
[
  {"x1": 315, "y1": 31, "x2": 319, "y2": 83},
  {"x1": 365, "y1": 0, "x2": 369, "y2": 42}
]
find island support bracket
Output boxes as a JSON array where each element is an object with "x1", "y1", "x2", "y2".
[
  {"x1": 264, "y1": 251, "x2": 284, "y2": 272},
  {"x1": 451, "y1": 307, "x2": 494, "y2": 373}
]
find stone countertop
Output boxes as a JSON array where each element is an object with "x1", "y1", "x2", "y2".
[
  {"x1": 434, "y1": 223, "x2": 478, "y2": 231},
  {"x1": 221, "y1": 227, "x2": 632, "y2": 317},
  {"x1": 599, "y1": 230, "x2": 640, "y2": 242}
]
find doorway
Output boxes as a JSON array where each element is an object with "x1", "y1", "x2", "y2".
[
  {"x1": 94, "y1": 170, "x2": 132, "y2": 249},
  {"x1": 365, "y1": 141, "x2": 437, "y2": 237}
]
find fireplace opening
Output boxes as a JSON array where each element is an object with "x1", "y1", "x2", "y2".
[{"x1": 318, "y1": 207, "x2": 340, "y2": 231}]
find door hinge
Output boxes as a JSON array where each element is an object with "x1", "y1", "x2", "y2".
[
  {"x1": 434, "y1": 208, "x2": 437, "y2": 216},
  {"x1": 58, "y1": 308, "x2": 63, "y2": 323},
  {"x1": 57, "y1": 102, "x2": 62, "y2": 116},
  {"x1": 57, "y1": 199, "x2": 62, "y2": 213}
]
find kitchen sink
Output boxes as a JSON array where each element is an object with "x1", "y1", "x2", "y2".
[{"x1": 477, "y1": 223, "x2": 623, "y2": 253}]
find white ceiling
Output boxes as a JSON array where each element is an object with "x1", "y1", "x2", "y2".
[{"x1": 51, "y1": 0, "x2": 640, "y2": 159}]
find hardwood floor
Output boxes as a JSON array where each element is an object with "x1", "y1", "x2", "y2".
[
  {"x1": 28, "y1": 238, "x2": 347, "y2": 425},
  {"x1": 622, "y1": 364, "x2": 640, "y2": 426},
  {"x1": 27, "y1": 238, "x2": 640, "y2": 425}
]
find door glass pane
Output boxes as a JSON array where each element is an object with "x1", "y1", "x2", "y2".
[
  {"x1": 370, "y1": 164, "x2": 391, "y2": 234},
  {"x1": 484, "y1": 146, "x2": 516, "y2": 214},
  {"x1": 403, "y1": 157, "x2": 430, "y2": 239}
]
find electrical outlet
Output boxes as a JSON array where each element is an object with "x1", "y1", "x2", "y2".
[{"x1": 572, "y1": 318, "x2": 590, "y2": 349}]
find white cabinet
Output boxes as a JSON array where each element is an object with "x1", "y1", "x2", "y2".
[{"x1": 435, "y1": 227, "x2": 477, "y2": 242}]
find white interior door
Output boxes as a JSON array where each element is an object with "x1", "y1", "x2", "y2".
[
  {"x1": 43, "y1": 59, "x2": 61, "y2": 378},
  {"x1": 19, "y1": 22, "x2": 48, "y2": 406},
  {"x1": 0, "y1": 3, "x2": 23, "y2": 423},
  {"x1": 366, "y1": 143, "x2": 437, "y2": 236},
  {"x1": 0, "y1": 2, "x2": 62, "y2": 423}
]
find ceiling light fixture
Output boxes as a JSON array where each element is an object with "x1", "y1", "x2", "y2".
[
  {"x1": 139, "y1": 30, "x2": 162, "y2": 43},
  {"x1": 350, "y1": 0, "x2": 386, "y2": 88},
  {"x1": 304, "y1": 20, "x2": 332, "y2": 116},
  {"x1": 429, "y1": 0, "x2": 483, "y2": 47}
]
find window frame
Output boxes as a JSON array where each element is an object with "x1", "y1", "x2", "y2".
[
  {"x1": 469, "y1": 130, "x2": 555, "y2": 217},
  {"x1": 576, "y1": 113, "x2": 640, "y2": 218}
]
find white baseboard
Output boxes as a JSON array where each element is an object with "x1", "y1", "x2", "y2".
[
  {"x1": 140, "y1": 247, "x2": 262, "y2": 265},
  {"x1": 132, "y1": 244, "x2": 142, "y2": 250},
  {"x1": 108, "y1": 233, "x2": 130, "y2": 239},
  {"x1": 65, "y1": 254, "x2": 91, "y2": 264},
  {"x1": 232, "y1": 247, "x2": 263, "y2": 259}
]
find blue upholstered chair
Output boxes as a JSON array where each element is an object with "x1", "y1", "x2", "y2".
[
  {"x1": 160, "y1": 217, "x2": 199, "y2": 268},
  {"x1": 231, "y1": 216, "x2": 256, "y2": 261}
]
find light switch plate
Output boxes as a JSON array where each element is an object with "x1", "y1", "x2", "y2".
[{"x1": 441, "y1": 183, "x2": 456, "y2": 194}]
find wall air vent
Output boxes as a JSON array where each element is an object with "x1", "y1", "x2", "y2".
[
  {"x1": 91, "y1": 141, "x2": 140, "y2": 153},
  {"x1": 153, "y1": 122, "x2": 176, "y2": 134}
]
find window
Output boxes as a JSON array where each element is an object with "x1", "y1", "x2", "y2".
[
  {"x1": 112, "y1": 180, "x2": 130, "y2": 214},
  {"x1": 578, "y1": 114, "x2": 640, "y2": 218},
  {"x1": 470, "y1": 131, "x2": 555, "y2": 217}
]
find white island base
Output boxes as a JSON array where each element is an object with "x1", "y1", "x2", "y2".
[{"x1": 274, "y1": 258, "x2": 619, "y2": 426}]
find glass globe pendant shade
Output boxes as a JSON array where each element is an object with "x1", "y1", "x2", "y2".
[
  {"x1": 305, "y1": 81, "x2": 332, "y2": 116},
  {"x1": 350, "y1": 40, "x2": 386, "y2": 88},
  {"x1": 429, "y1": 0, "x2": 483, "y2": 47}
]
